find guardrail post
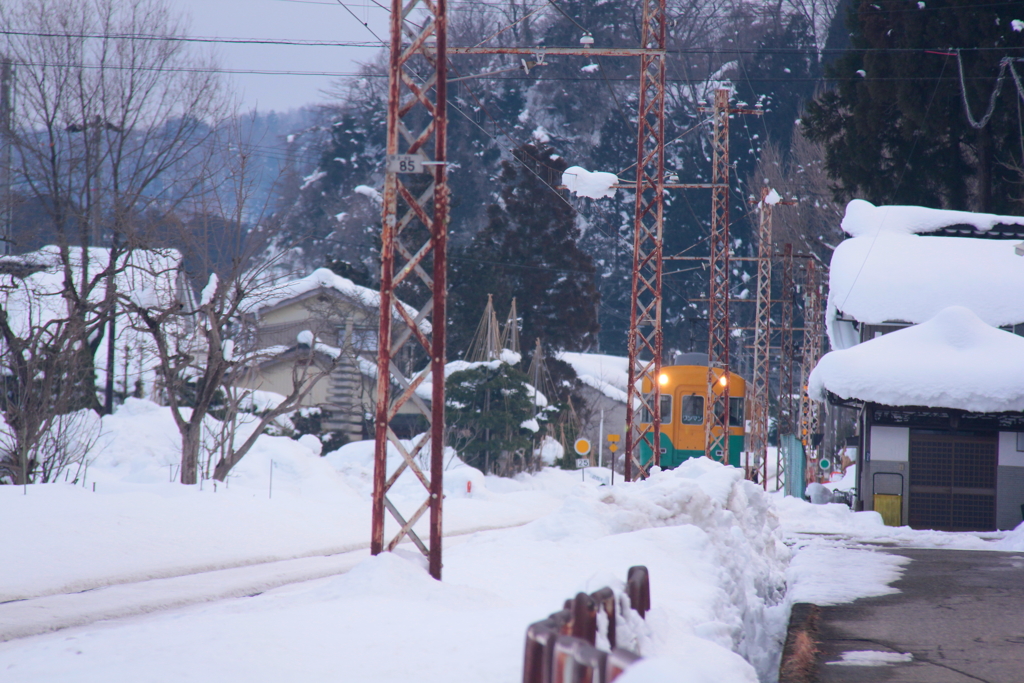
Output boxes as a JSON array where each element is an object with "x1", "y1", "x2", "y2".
[
  {"x1": 590, "y1": 587, "x2": 617, "y2": 649},
  {"x1": 571, "y1": 592, "x2": 597, "y2": 645},
  {"x1": 626, "y1": 566, "x2": 650, "y2": 618},
  {"x1": 523, "y1": 567, "x2": 651, "y2": 683}
]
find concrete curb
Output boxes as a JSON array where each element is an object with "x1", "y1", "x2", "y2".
[{"x1": 778, "y1": 602, "x2": 822, "y2": 683}]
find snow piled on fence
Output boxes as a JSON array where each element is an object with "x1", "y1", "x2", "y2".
[{"x1": 812, "y1": 306, "x2": 1024, "y2": 412}]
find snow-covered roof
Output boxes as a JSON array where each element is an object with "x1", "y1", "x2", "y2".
[
  {"x1": 250, "y1": 267, "x2": 427, "y2": 333},
  {"x1": 827, "y1": 201, "x2": 1024, "y2": 349},
  {"x1": 1, "y1": 246, "x2": 185, "y2": 337},
  {"x1": 841, "y1": 198, "x2": 1024, "y2": 237},
  {"x1": 557, "y1": 351, "x2": 630, "y2": 404},
  {"x1": 811, "y1": 306, "x2": 1024, "y2": 413}
]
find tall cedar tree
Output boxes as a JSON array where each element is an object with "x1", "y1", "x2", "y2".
[
  {"x1": 802, "y1": 0, "x2": 1024, "y2": 213},
  {"x1": 734, "y1": 13, "x2": 821, "y2": 180},
  {"x1": 448, "y1": 144, "x2": 600, "y2": 356}
]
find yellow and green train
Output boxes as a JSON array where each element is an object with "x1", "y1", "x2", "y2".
[{"x1": 639, "y1": 362, "x2": 746, "y2": 469}]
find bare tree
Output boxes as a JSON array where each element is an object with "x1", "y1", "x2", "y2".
[
  {"x1": 0, "y1": 254, "x2": 104, "y2": 484},
  {"x1": 783, "y1": 0, "x2": 842, "y2": 50},
  {"x1": 0, "y1": 0, "x2": 228, "y2": 417},
  {"x1": 124, "y1": 121, "x2": 340, "y2": 484},
  {"x1": 744, "y1": 133, "x2": 844, "y2": 265}
]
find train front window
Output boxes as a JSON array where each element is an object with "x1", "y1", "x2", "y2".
[
  {"x1": 660, "y1": 395, "x2": 672, "y2": 424},
  {"x1": 680, "y1": 395, "x2": 704, "y2": 425},
  {"x1": 729, "y1": 397, "x2": 745, "y2": 427}
]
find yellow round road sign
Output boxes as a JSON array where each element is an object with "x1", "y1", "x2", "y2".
[{"x1": 573, "y1": 438, "x2": 592, "y2": 456}]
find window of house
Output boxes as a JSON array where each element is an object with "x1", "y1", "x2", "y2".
[{"x1": 350, "y1": 329, "x2": 378, "y2": 352}]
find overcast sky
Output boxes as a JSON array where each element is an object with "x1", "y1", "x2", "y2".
[{"x1": 171, "y1": 0, "x2": 390, "y2": 113}]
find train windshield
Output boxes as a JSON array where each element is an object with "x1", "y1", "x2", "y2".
[
  {"x1": 729, "y1": 397, "x2": 744, "y2": 427},
  {"x1": 680, "y1": 395, "x2": 704, "y2": 425},
  {"x1": 660, "y1": 395, "x2": 672, "y2": 424}
]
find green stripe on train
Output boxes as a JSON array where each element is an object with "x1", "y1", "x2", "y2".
[{"x1": 640, "y1": 434, "x2": 745, "y2": 469}]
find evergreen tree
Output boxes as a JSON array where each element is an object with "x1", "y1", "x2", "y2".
[
  {"x1": 445, "y1": 362, "x2": 539, "y2": 474},
  {"x1": 448, "y1": 143, "x2": 600, "y2": 357},
  {"x1": 734, "y1": 13, "x2": 822, "y2": 180},
  {"x1": 802, "y1": 0, "x2": 1024, "y2": 213}
]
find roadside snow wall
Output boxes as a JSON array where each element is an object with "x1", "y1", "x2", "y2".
[{"x1": 501, "y1": 457, "x2": 790, "y2": 681}]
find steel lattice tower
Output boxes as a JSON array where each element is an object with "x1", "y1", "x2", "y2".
[
  {"x1": 798, "y1": 259, "x2": 824, "y2": 481},
  {"x1": 703, "y1": 89, "x2": 732, "y2": 462},
  {"x1": 623, "y1": 0, "x2": 667, "y2": 482},
  {"x1": 776, "y1": 243, "x2": 795, "y2": 491},
  {"x1": 749, "y1": 187, "x2": 774, "y2": 487},
  {"x1": 372, "y1": 0, "x2": 449, "y2": 580}
]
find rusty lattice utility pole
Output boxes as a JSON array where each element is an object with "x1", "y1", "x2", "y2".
[
  {"x1": 372, "y1": 0, "x2": 449, "y2": 580},
  {"x1": 798, "y1": 259, "x2": 824, "y2": 483},
  {"x1": 749, "y1": 187, "x2": 774, "y2": 487},
  {"x1": 623, "y1": 0, "x2": 667, "y2": 482},
  {"x1": 776, "y1": 243, "x2": 795, "y2": 491},
  {"x1": 702, "y1": 90, "x2": 762, "y2": 464},
  {"x1": 704, "y1": 89, "x2": 732, "y2": 463}
]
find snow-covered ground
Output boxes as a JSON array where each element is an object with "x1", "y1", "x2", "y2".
[{"x1": 2, "y1": 399, "x2": 1022, "y2": 682}]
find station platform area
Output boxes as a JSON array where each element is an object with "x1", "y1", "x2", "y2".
[{"x1": 781, "y1": 547, "x2": 1024, "y2": 683}]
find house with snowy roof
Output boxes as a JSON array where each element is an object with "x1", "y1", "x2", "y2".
[
  {"x1": 557, "y1": 351, "x2": 631, "y2": 466},
  {"x1": 813, "y1": 200, "x2": 1024, "y2": 531},
  {"x1": 0, "y1": 245, "x2": 193, "y2": 402},
  {"x1": 231, "y1": 268, "x2": 426, "y2": 443}
]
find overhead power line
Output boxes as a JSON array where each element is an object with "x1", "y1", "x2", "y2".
[
  {"x1": 4, "y1": 59, "x2": 1019, "y2": 85},
  {"x1": 0, "y1": 29, "x2": 382, "y2": 47},
  {"x1": 2, "y1": 29, "x2": 1023, "y2": 57}
]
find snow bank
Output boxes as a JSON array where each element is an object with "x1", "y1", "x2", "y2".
[
  {"x1": 1, "y1": 405, "x2": 791, "y2": 683},
  {"x1": 812, "y1": 306, "x2": 1024, "y2": 412},
  {"x1": 493, "y1": 458, "x2": 790, "y2": 679},
  {"x1": 562, "y1": 166, "x2": 619, "y2": 199},
  {"x1": 324, "y1": 436, "x2": 485, "y2": 501},
  {"x1": 841, "y1": 198, "x2": 1024, "y2": 237},
  {"x1": 993, "y1": 522, "x2": 1024, "y2": 551},
  {"x1": 773, "y1": 492, "x2": 996, "y2": 551}
]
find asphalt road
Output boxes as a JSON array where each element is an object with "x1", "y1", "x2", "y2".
[{"x1": 815, "y1": 547, "x2": 1024, "y2": 683}]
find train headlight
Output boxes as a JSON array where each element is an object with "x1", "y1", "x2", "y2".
[
  {"x1": 718, "y1": 375, "x2": 728, "y2": 387},
  {"x1": 658, "y1": 373, "x2": 669, "y2": 386}
]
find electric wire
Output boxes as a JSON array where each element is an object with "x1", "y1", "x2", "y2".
[
  {"x1": 334, "y1": 0, "x2": 386, "y2": 44},
  {"x1": 5, "y1": 26, "x2": 1024, "y2": 60}
]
